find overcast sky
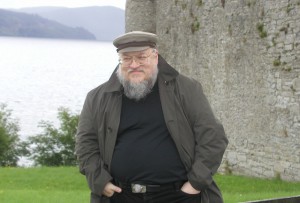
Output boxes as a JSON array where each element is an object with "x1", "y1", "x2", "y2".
[{"x1": 0, "y1": 0, "x2": 125, "y2": 10}]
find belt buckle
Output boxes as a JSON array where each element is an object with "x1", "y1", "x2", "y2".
[{"x1": 131, "y1": 183, "x2": 146, "y2": 193}]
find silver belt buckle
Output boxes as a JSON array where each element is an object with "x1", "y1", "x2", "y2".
[{"x1": 131, "y1": 183, "x2": 146, "y2": 193}]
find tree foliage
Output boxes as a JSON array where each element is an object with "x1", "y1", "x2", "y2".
[
  {"x1": 25, "y1": 107, "x2": 79, "y2": 166},
  {"x1": 0, "y1": 104, "x2": 21, "y2": 166}
]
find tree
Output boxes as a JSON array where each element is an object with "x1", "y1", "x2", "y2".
[
  {"x1": 25, "y1": 107, "x2": 79, "y2": 166},
  {"x1": 0, "y1": 104, "x2": 21, "y2": 166}
]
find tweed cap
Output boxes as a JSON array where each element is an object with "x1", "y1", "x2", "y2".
[{"x1": 113, "y1": 31, "x2": 158, "y2": 53}]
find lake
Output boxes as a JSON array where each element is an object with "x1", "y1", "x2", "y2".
[{"x1": 0, "y1": 37, "x2": 117, "y2": 140}]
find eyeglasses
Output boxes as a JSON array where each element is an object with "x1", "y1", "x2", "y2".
[{"x1": 119, "y1": 49, "x2": 155, "y2": 66}]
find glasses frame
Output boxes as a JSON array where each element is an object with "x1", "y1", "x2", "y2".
[{"x1": 119, "y1": 48, "x2": 156, "y2": 66}]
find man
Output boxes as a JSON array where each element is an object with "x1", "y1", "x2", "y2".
[{"x1": 75, "y1": 31, "x2": 228, "y2": 203}]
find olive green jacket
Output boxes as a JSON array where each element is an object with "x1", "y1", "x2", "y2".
[{"x1": 75, "y1": 55, "x2": 228, "y2": 203}]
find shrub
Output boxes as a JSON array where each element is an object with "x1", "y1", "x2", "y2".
[
  {"x1": 24, "y1": 107, "x2": 79, "y2": 166},
  {"x1": 0, "y1": 104, "x2": 21, "y2": 166}
]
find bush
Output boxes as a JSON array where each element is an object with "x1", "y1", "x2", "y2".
[
  {"x1": 24, "y1": 107, "x2": 79, "y2": 166},
  {"x1": 0, "y1": 104, "x2": 21, "y2": 166}
]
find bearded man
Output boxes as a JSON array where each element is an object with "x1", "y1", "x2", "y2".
[{"x1": 75, "y1": 31, "x2": 228, "y2": 203}]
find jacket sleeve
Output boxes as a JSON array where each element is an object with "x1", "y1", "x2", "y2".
[
  {"x1": 181, "y1": 78, "x2": 228, "y2": 191},
  {"x1": 75, "y1": 92, "x2": 112, "y2": 197}
]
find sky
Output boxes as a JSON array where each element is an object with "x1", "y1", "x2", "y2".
[{"x1": 0, "y1": 0, "x2": 125, "y2": 10}]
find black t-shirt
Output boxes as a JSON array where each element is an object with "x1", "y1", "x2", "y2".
[{"x1": 111, "y1": 83, "x2": 187, "y2": 184}]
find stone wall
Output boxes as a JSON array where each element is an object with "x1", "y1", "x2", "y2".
[{"x1": 125, "y1": 0, "x2": 300, "y2": 181}]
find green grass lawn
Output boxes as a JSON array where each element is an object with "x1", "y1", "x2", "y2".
[
  {"x1": 0, "y1": 167, "x2": 299, "y2": 203},
  {"x1": 215, "y1": 174, "x2": 300, "y2": 202},
  {"x1": 0, "y1": 167, "x2": 89, "y2": 203}
]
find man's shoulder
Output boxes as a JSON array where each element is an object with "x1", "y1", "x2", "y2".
[
  {"x1": 176, "y1": 73, "x2": 202, "y2": 88},
  {"x1": 86, "y1": 81, "x2": 109, "y2": 99}
]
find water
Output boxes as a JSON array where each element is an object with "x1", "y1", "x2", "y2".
[{"x1": 0, "y1": 37, "x2": 118, "y2": 140}]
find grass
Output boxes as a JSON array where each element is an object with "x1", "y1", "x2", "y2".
[
  {"x1": 0, "y1": 167, "x2": 300, "y2": 203},
  {"x1": 215, "y1": 174, "x2": 300, "y2": 202},
  {"x1": 0, "y1": 167, "x2": 89, "y2": 203}
]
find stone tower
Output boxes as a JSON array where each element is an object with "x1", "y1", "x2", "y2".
[{"x1": 126, "y1": 0, "x2": 300, "y2": 181}]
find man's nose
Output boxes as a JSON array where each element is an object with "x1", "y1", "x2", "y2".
[{"x1": 129, "y1": 58, "x2": 140, "y2": 68}]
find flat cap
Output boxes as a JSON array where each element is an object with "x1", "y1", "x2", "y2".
[{"x1": 113, "y1": 31, "x2": 158, "y2": 53}]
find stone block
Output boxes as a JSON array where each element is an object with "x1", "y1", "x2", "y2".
[
  {"x1": 292, "y1": 78, "x2": 300, "y2": 91},
  {"x1": 286, "y1": 34, "x2": 295, "y2": 44},
  {"x1": 289, "y1": 103, "x2": 299, "y2": 116},
  {"x1": 237, "y1": 154, "x2": 247, "y2": 162},
  {"x1": 281, "y1": 91, "x2": 293, "y2": 97},
  {"x1": 277, "y1": 79, "x2": 282, "y2": 90},
  {"x1": 262, "y1": 169, "x2": 274, "y2": 178},
  {"x1": 284, "y1": 44, "x2": 293, "y2": 51}
]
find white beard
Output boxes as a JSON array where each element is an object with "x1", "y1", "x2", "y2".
[{"x1": 116, "y1": 65, "x2": 158, "y2": 101}]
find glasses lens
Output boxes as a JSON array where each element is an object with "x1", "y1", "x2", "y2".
[{"x1": 120, "y1": 50, "x2": 153, "y2": 65}]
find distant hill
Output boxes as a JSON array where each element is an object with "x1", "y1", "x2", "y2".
[
  {"x1": 19, "y1": 6, "x2": 125, "y2": 41},
  {"x1": 0, "y1": 9, "x2": 96, "y2": 40}
]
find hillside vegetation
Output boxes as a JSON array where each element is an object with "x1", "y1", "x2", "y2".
[
  {"x1": 0, "y1": 9, "x2": 96, "y2": 40},
  {"x1": 19, "y1": 6, "x2": 125, "y2": 41}
]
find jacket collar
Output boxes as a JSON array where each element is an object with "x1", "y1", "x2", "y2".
[
  {"x1": 104, "y1": 54, "x2": 179, "y2": 93},
  {"x1": 104, "y1": 66, "x2": 122, "y2": 93},
  {"x1": 157, "y1": 54, "x2": 179, "y2": 82}
]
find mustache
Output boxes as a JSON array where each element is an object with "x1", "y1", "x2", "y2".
[{"x1": 127, "y1": 69, "x2": 144, "y2": 73}]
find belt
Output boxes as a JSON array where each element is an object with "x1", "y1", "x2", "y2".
[{"x1": 114, "y1": 180, "x2": 185, "y2": 193}]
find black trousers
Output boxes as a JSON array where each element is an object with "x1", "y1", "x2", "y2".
[{"x1": 110, "y1": 182, "x2": 201, "y2": 203}]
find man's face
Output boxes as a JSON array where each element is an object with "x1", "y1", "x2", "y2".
[{"x1": 118, "y1": 48, "x2": 158, "y2": 84}]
